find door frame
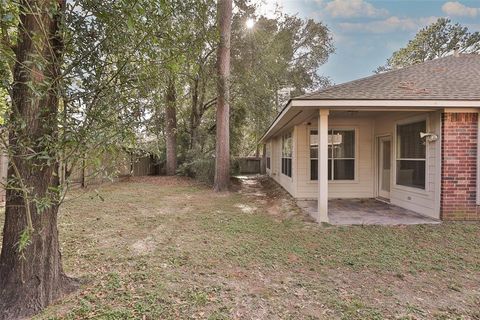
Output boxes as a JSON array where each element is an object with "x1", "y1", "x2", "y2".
[{"x1": 375, "y1": 135, "x2": 392, "y2": 201}]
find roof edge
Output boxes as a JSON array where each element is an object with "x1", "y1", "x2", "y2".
[
  {"x1": 290, "y1": 99, "x2": 480, "y2": 107},
  {"x1": 259, "y1": 99, "x2": 480, "y2": 143}
]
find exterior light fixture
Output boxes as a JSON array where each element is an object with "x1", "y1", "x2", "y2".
[{"x1": 420, "y1": 132, "x2": 438, "y2": 142}]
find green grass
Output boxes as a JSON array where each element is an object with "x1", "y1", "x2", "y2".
[
  {"x1": 196, "y1": 201, "x2": 479, "y2": 273},
  {"x1": 0, "y1": 177, "x2": 478, "y2": 319}
]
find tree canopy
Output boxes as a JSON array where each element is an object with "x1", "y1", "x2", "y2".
[
  {"x1": 376, "y1": 18, "x2": 480, "y2": 72},
  {"x1": 0, "y1": 0, "x2": 336, "y2": 189},
  {"x1": 231, "y1": 12, "x2": 333, "y2": 155}
]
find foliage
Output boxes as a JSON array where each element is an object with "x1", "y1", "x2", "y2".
[
  {"x1": 178, "y1": 155, "x2": 242, "y2": 185},
  {"x1": 60, "y1": 0, "x2": 169, "y2": 176},
  {"x1": 138, "y1": 0, "x2": 335, "y2": 172},
  {"x1": 376, "y1": 18, "x2": 480, "y2": 72},
  {"x1": 178, "y1": 155, "x2": 216, "y2": 185},
  {"x1": 0, "y1": 0, "x2": 18, "y2": 124},
  {"x1": 139, "y1": 0, "x2": 218, "y2": 163},
  {"x1": 230, "y1": 9, "x2": 334, "y2": 156},
  {"x1": 0, "y1": 0, "x2": 334, "y2": 195}
]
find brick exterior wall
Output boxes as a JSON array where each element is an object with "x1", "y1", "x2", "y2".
[{"x1": 441, "y1": 112, "x2": 480, "y2": 220}]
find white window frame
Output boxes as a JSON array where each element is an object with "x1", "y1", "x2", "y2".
[
  {"x1": 394, "y1": 115, "x2": 429, "y2": 193},
  {"x1": 266, "y1": 143, "x2": 271, "y2": 170},
  {"x1": 309, "y1": 126, "x2": 358, "y2": 183},
  {"x1": 281, "y1": 131, "x2": 293, "y2": 178},
  {"x1": 309, "y1": 128, "x2": 318, "y2": 181}
]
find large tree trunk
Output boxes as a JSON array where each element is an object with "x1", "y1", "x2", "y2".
[
  {"x1": 0, "y1": 1, "x2": 78, "y2": 319},
  {"x1": 214, "y1": 0, "x2": 232, "y2": 192},
  {"x1": 165, "y1": 76, "x2": 177, "y2": 176}
]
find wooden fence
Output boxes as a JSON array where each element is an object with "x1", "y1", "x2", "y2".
[
  {"x1": 237, "y1": 157, "x2": 264, "y2": 174},
  {"x1": 68, "y1": 153, "x2": 159, "y2": 187},
  {"x1": 0, "y1": 152, "x2": 159, "y2": 203},
  {"x1": 0, "y1": 153, "x2": 268, "y2": 203}
]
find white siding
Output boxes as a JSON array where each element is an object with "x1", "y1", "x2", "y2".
[
  {"x1": 374, "y1": 111, "x2": 441, "y2": 219},
  {"x1": 266, "y1": 130, "x2": 296, "y2": 197},
  {"x1": 295, "y1": 118, "x2": 375, "y2": 199}
]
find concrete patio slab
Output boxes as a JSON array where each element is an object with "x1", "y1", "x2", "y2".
[{"x1": 297, "y1": 198, "x2": 441, "y2": 225}]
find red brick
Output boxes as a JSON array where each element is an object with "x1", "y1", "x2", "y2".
[{"x1": 440, "y1": 113, "x2": 480, "y2": 220}]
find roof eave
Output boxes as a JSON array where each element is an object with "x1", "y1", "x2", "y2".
[
  {"x1": 290, "y1": 99, "x2": 480, "y2": 108},
  {"x1": 259, "y1": 99, "x2": 480, "y2": 143}
]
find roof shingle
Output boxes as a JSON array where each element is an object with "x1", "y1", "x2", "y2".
[{"x1": 295, "y1": 54, "x2": 480, "y2": 101}]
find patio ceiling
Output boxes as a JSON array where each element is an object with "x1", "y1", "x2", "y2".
[{"x1": 259, "y1": 100, "x2": 446, "y2": 143}]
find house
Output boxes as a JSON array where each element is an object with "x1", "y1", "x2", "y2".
[{"x1": 260, "y1": 54, "x2": 480, "y2": 223}]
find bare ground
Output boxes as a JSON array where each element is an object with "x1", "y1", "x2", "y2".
[{"x1": 1, "y1": 175, "x2": 477, "y2": 319}]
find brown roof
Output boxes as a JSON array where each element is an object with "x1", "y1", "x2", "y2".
[{"x1": 295, "y1": 54, "x2": 480, "y2": 101}]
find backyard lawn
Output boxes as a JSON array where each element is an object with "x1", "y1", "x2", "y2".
[{"x1": 2, "y1": 176, "x2": 478, "y2": 319}]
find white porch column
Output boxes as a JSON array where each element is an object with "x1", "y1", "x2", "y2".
[{"x1": 317, "y1": 109, "x2": 329, "y2": 223}]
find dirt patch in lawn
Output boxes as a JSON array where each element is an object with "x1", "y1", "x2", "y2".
[
  {"x1": 5, "y1": 175, "x2": 475, "y2": 320},
  {"x1": 237, "y1": 175, "x2": 313, "y2": 222}
]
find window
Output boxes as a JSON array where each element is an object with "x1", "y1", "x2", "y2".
[
  {"x1": 329, "y1": 130, "x2": 355, "y2": 180},
  {"x1": 266, "y1": 143, "x2": 271, "y2": 170},
  {"x1": 281, "y1": 132, "x2": 292, "y2": 177},
  {"x1": 310, "y1": 130, "x2": 318, "y2": 180},
  {"x1": 310, "y1": 129, "x2": 355, "y2": 181},
  {"x1": 396, "y1": 120, "x2": 426, "y2": 189}
]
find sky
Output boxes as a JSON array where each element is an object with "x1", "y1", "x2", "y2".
[{"x1": 257, "y1": 0, "x2": 480, "y2": 84}]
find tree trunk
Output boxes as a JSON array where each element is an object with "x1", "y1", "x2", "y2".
[
  {"x1": 81, "y1": 157, "x2": 87, "y2": 188},
  {"x1": 0, "y1": 1, "x2": 78, "y2": 319},
  {"x1": 214, "y1": 0, "x2": 232, "y2": 192},
  {"x1": 189, "y1": 77, "x2": 200, "y2": 151},
  {"x1": 165, "y1": 76, "x2": 177, "y2": 176},
  {"x1": 189, "y1": 77, "x2": 215, "y2": 154}
]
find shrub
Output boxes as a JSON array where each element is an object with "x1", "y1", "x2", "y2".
[
  {"x1": 178, "y1": 155, "x2": 240, "y2": 185},
  {"x1": 178, "y1": 156, "x2": 216, "y2": 185}
]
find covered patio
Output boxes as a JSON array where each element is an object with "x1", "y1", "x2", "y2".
[
  {"x1": 261, "y1": 55, "x2": 480, "y2": 224},
  {"x1": 297, "y1": 199, "x2": 441, "y2": 225}
]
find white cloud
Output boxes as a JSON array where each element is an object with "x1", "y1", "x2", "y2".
[
  {"x1": 339, "y1": 16, "x2": 439, "y2": 34},
  {"x1": 442, "y1": 1, "x2": 479, "y2": 17},
  {"x1": 325, "y1": 0, "x2": 389, "y2": 18}
]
